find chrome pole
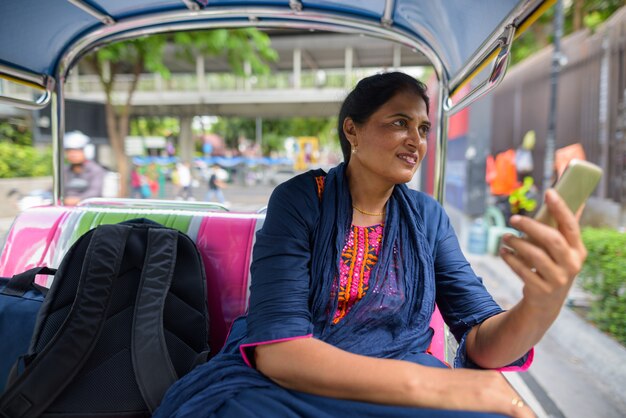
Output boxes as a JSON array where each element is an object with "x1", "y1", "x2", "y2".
[
  {"x1": 542, "y1": 0, "x2": 564, "y2": 193},
  {"x1": 434, "y1": 85, "x2": 449, "y2": 203},
  {"x1": 51, "y1": 77, "x2": 65, "y2": 205}
]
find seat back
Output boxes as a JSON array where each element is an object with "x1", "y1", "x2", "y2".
[{"x1": 0, "y1": 203, "x2": 447, "y2": 361}]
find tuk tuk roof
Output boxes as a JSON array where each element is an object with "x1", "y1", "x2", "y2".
[{"x1": 0, "y1": 0, "x2": 549, "y2": 94}]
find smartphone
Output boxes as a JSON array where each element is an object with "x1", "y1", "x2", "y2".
[{"x1": 533, "y1": 159, "x2": 603, "y2": 228}]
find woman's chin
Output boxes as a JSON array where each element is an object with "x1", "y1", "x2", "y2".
[{"x1": 396, "y1": 169, "x2": 419, "y2": 184}]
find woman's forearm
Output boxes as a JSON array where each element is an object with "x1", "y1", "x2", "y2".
[
  {"x1": 256, "y1": 337, "x2": 422, "y2": 406},
  {"x1": 254, "y1": 337, "x2": 530, "y2": 417},
  {"x1": 466, "y1": 300, "x2": 559, "y2": 368}
]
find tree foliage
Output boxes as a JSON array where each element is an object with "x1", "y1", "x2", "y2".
[
  {"x1": 0, "y1": 119, "x2": 32, "y2": 146},
  {"x1": 130, "y1": 117, "x2": 180, "y2": 138},
  {"x1": 210, "y1": 117, "x2": 256, "y2": 149},
  {"x1": 580, "y1": 227, "x2": 626, "y2": 345},
  {"x1": 0, "y1": 120, "x2": 52, "y2": 178},
  {"x1": 0, "y1": 142, "x2": 52, "y2": 178},
  {"x1": 511, "y1": 0, "x2": 625, "y2": 65},
  {"x1": 210, "y1": 116, "x2": 338, "y2": 155},
  {"x1": 85, "y1": 29, "x2": 278, "y2": 196}
]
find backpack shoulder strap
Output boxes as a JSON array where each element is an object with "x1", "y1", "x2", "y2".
[
  {"x1": 0, "y1": 224, "x2": 131, "y2": 418},
  {"x1": 131, "y1": 227, "x2": 179, "y2": 412}
]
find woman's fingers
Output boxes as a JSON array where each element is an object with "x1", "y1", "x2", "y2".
[
  {"x1": 501, "y1": 231, "x2": 567, "y2": 287},
  {"x1": 508, "y1": 212, "x2": 584, "y2": 279},
  {"x1": 478, "y1": 372, "x2": 536, "y2": 418},
  {"x1": 501, "y1": 189, "x2": 591, "y2": 307},
  {"x1": 508, "y1": 215, "x2": 567, "y2": 265},
  {"x1": 542, "y1": 189, "x2": 586, "y2": 254},
  {"x1": 500, "y1": 241, "x2": 549, "y2": 289}
]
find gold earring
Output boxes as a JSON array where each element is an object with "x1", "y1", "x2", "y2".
[{"x1": 351, "y1": 145, "x2": 357, "y2": 154}]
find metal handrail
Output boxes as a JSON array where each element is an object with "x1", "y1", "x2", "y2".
[
  {"x1": 447, "y1": 0, "x2": 547, "y2": 94},
  {"x1": 445, "y1": 25, "x2": 516, "y2": 116},
  {"x1": 0, "y1": 90, "x2": 52, "y2": 110},
  {"x1": 78, "y1": 197, "x2": 230, "y2": 212},
  {"x1": 0, "y1": 63, "x2": 55, "y2": 110},
  {"x1": 444, "y1": 0, "x2": 553, "y2": 116}
]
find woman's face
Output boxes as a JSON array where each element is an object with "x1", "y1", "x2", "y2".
[{"x1": 345, "y1": 90, "x2": 430, "y2": 185}]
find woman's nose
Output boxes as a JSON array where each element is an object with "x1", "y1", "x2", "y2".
[{"x1": 405, "y1": 127, "x2": 420, "y2": 148}]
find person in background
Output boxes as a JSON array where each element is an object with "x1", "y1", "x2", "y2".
[
  {"x1": 145, "y1": 162, "x2": 160, "y2": 198},
  {"x1": 206, "y1": 164, "x2": 228, "y2": 204},
  {"x1": 63, "y1": 131, "x2": 106, "y2": 206},
  {"x1": 130, "y1": 164, "x2": 143, "y2": 199},
  {"x1": 176, "y1": 161, "x2": 192, "y2": 200}
]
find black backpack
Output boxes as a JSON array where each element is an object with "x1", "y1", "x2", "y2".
[{"x1": 0, "y1": 218, "x2": 209, "y2": 418}]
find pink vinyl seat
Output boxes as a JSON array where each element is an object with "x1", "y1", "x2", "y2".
[{"x1": 0, "y1": 202, "x2": 448, "y2": 362}]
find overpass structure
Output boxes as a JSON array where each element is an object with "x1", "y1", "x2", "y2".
[
  {"x1": 1, "y1": 31, "x2": 430, "y2": 162},
  {"x1": 61, "y1": 32, "x2": 430, "y2": 118}
]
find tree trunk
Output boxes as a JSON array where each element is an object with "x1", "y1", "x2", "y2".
[
  {"x1": 104, "y1": 101, "x2": 129, "y2": 197},
  {"x1": 89, "y1": 56, "x2": 130, "y2": 198},
  {"x1": 98, "y1": 52, "x2": 143, "y2": 198},
  {"x1": 573, "y1": 0, "x2": 584, "y2": 32},
  {"x1": 113, "y1": 57, "x2": 143, "y2": 198}
]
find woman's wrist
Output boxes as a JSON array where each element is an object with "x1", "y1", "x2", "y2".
[{"x1": 518, "y1": 294, "x2": 562, "y2": 322}]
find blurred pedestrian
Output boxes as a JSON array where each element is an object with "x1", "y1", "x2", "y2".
[
  {"x1": 62, "y1": 131, "x2": 106, "y2": 206},
  {"x1": 130, "y1": 164, "x2": 143, "y2": 198},
  {"x1": 206, "y1": 164, "x2": 227, "y2": 203},
  {"x1": 145, "y1": 162, "x2": 160, "y2": 197},
  {"x1": 176, "y1": 162, "x2": 192, "y2": 200}
]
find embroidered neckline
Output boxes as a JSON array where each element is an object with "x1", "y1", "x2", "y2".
[{"x1": 333, "y1": 223, "x2": 384, "y2": 324}]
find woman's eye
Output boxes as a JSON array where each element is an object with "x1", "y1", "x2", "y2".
[
  {"x1": 392, "y1": 120, "x2": 407, "y2": 127},
  {"x1": 419, "y1": 125, "x2": 430, "y2": 136}
]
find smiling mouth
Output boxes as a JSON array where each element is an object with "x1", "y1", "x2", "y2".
[{"x1": 397, "y1": 153, "x2": 418, "y2": 165}]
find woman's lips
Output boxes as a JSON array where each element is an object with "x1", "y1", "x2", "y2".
[{"x1": 397, "y1": 153, "x2": 418, "y2": 165}]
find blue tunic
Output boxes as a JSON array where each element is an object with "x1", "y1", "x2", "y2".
[{"x1": 155, "y1": 165, "x2": 527, "y2": 417}]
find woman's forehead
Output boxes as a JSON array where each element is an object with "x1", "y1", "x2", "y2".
[{"x1": 377, "y1": 91, "x2": 429, "y2": 118}]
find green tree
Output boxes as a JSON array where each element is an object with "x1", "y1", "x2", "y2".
[
  {"x1": 0, "y1": 142, "x2": 52, "y2": 178},
  {"x1": 0, "y1": 119, "x2": 32, "y2": 146},
  {"x1": 130, "y1": 117, "x2": 180, "y2": 138},
  {"x1": 210, "y1": 117, "x2": 256, "y2": 149},
  {"x1": 210, "y1": 116, "x2": 338, "y2": 155},
  {"x1": 84, "y1": 29, "x2": 277, "y2": 197},
  {"x1": 511, "y1": 0, "x2": 625, "y2": 65}
]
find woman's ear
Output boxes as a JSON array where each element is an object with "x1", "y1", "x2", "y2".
[{"x1": 343, "y1": 117, "x2": 358, "y2": 146}]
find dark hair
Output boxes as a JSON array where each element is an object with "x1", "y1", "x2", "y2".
[{"x1": 338, "y1": 72, "x2": 429, "y2": 163}]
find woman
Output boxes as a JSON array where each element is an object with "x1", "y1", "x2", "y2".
[{"x1": 155, "y1": 73, "x2": 587, "y2": 418}]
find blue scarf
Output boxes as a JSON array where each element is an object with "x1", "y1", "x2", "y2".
[{"x1": 310, "y1": 163, "x2": 436, "y2": 358}]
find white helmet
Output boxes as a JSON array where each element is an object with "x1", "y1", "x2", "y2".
[{"x1": 64, "y1": 131, "x2": 90, "y2": 150}]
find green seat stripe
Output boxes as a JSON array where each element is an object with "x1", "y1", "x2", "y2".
[{"x1": 70, "y1": 211, "x2": 193, "y2": 244}]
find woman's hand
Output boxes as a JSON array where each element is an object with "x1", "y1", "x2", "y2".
[
  {"x1": 499, "y1": 189, "x2": 587, "y2": 314},
  {"x1": 463, "y1": 189, "x2": 588, "y2": 369},
  {"x1": 436, "y1": 370, "x2": 535, "y2": 418}
]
